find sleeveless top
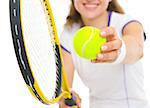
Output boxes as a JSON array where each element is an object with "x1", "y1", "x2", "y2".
[{"x1": 60, "y1": 11, "x2": 149, "y2": 108}]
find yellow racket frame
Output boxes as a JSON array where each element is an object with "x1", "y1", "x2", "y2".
[{"x1": 20, "y1": 0, "x2": 74, "y2": 105}]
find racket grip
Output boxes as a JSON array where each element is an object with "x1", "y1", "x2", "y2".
[
  {"x1": 64, "y1": 94, "x2": 77, "y2": 106},
  {"x1": 64, "y1": 98, "x2": 76, "y2": 106}
]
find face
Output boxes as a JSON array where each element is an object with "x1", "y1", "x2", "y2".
[{"x1": 73, "y1": 0, "x2": 111, "y2": 20}]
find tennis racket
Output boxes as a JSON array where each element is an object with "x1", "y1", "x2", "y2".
[{"x1": 9, "y1": 0, "x2": 76, "y2": 106}]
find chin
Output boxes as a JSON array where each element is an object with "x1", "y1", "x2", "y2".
[
  {"x1": 81, "y1": 12, "x2": 100, "y2": 20},
  {"x1": 84, "y1": 16, "x2": 97, "y2": 20}
]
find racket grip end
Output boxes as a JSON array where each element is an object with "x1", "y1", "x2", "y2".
[{"x1": 64, "y1": 97, "x2": 76, "y2": 106}]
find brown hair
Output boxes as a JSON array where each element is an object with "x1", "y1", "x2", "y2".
[{"x1": 65, "y1": 0, "x2": 124, "y2": 27}]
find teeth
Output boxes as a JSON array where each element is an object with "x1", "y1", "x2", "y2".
[{"x1": 84, "y1": 3, "x2": 99, "y2": 8}]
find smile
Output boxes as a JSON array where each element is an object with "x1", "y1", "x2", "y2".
[{"x1": 83, "y1": 3, "x2": 99, "y2": 9}]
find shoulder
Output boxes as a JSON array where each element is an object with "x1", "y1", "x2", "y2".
[
  {"x1": 111, "y1": 11, "x2": 136, "y2": 26},
  {"x1": 60, "y1": 23, "x2": 81, "y2": 53},
  {"x1": 111, "y1": 11, "x2": 144, "y2": 27},
  {"x1": 60, "y1": 23, "x2": 80, "y2": 45},
  {"x1": 110, "y1": 11, "x2": 143, "y2": 36},
  {"x1": 61, "y1": 23, "x2": 81, "y2": 38}
]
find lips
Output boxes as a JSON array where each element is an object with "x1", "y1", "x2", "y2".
[{"x1": 83, "y1": 3, "x2": 99, "y2": 9}]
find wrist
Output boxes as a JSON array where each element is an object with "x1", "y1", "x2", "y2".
[{"x1": 112, "y1": 38, "x2": 126, "y2": 64}]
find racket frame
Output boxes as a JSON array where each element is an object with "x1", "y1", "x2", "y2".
[{"x1": 10, "y1": 0, "x2": 73, "y2": 105}]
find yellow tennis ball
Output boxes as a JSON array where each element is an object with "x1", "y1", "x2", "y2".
[{"x1": 73, "y1": 26, "x2": 106, "y2": 60}]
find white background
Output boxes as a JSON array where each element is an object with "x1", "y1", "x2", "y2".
[{"x1": 0, "y1": 0, "x2": 150, "y2": 108}]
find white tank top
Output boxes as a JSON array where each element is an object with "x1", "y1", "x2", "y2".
[{"x1": 60, "y1": 11, "x2": 149, "y2": 108}]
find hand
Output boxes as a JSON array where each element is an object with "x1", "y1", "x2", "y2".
[
  {"x1": 59, "y1": 91, "x2": 81, "y2": 108},
  {"x1": 92, "y1": 27, "x2": 122, "y2": 63}
]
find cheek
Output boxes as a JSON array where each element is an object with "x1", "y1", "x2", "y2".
[
  {"x1": 73, "y1": 0, "x2": 82, "y2": 13},
  {"x1": 73, "y1": 0, "x2": 79, "y2": 11},
  {"x1": 74, "y1": 0, "x2": 79, "y2": 8},
  {"x1": 102, "y1": 0, "x2": 110, "y2": 10},
  {"x1": 74, "y1": 1, "x2": 78, "y2": 11}
]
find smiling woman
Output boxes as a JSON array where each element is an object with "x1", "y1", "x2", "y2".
[
  {"x1": 1, "y1": 0, "x2": 150, "y2": 108},
  {"x1": 66, "y1": 0, "x2": 124, "y2": 27},
  {"x1": 59, "y1": 0, "x2": 149, "y2": 108}
]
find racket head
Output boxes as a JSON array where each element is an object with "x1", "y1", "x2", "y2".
[{"x1": 9, "y1": 0, "x2": 66, "y2": 104}]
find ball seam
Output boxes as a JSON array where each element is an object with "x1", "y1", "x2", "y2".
[{"x1": 81, "y1": 27, "x2": 94, "y2": 57}]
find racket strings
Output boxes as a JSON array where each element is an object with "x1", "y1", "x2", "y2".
[
  {"x1": 54, "y1": 46, "x2": 62, "y2": 97},
  {"x1": 41, "y1": 0, "x2": 62, "y2": 98},
  {"x1": 22, "y1": 14, "x2": 56, "y2": 100},
  {"x1": 10, "y1": 0, "x2": 64, "y2": 103},
  {"x1": 41, "y1": 0, "x2": 55, "y2": 46},
  {"x1": 21, "y1": 0, "x2": 58, "y2": 100}
]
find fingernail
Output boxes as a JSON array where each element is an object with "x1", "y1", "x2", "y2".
[
  {"x1": 101, "y1": 45, "x2": 108, "y2": 51},
  {"x1": 101, "y1": 31, "x2": 106, "y2": 36},
  {"x1": 97, "y1": 54, "x2": 103, "y2": 59}
]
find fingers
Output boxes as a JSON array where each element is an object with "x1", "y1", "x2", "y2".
[
  {"x1": 91, "y1": 26, "x2": 122, "y2": 63},
  {"x1": 101, "y1": 39, "x2": 122, "y2": 53},
  {"x1": 92, "y1": 50, "x2": 119, "y2": 63},
  {"x1": 101, "y1": 27, "x2": 118, "y2": 41},
  {"x1": 59, "y1": 91, "x2": 81, "y2": 108},
  {"x1": 59, "y1": 101, "x2": 70, "y2": 108}
]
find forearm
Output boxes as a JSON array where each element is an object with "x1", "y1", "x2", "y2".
[
  {"x1": 62, "y1": 49, "x2": 75, "y2": 88},
  {"x1": 122, "y1": 35, "x2": 144, "y2": 64}
]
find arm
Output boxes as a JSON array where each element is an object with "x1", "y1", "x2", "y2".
[
  {"x1": 59, "y1": 49, "x2": 81, "y2": 108},
  {"x1": 61, "y1": 49, "x2": 75, "y2": 87},
  {"x1": 122, "y1": 22, "x2": 144, "y2": 64}
]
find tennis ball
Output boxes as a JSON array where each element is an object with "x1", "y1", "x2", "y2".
[{"x1": 73, "y1": 26, "x2": 106, "y2": 60}]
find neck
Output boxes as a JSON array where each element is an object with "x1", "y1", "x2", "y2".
[{"x1": 81, "y1": 11, "x2": 109, "y2": 29}]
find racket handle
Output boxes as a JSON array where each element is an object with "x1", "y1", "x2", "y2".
[
  {"x1": 64, "y1": 98, "x2": 76, "y2": 106},
  {"x1": 65, "y1": 93, "x2": 77, "y2": 108}
]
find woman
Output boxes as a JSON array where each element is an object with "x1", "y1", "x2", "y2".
[{"x1": 59, "y1": 0, "x2": 148, "y2": 108}]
